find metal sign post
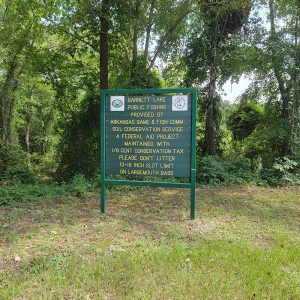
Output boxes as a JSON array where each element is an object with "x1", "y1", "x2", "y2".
[{"x1": 100, "y1": 88, "x2": 197, "y2": 219}]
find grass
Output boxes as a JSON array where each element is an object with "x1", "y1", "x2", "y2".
[{"x1": 0, "y1": 185, "x2": 300, "y2": 299}]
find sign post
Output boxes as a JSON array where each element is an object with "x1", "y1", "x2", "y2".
[{"x1": 100, "y1": 88, "x2": 197, "y2": 219}]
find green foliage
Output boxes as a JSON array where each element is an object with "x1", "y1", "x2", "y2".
[
  {"x1": 0, "y1": 184, "x2": 66, "y2": 205},
  {"x1": 5, "y1": 165, "x2": 37, "y2": 184},
  {"x1": 234, "y1": 115, "x2": 287, "y2": 162},
  {"x1": 56, "y1": 92, "x2": 99, "y2": 181},
  {"x1": 262, "y1": 157, "x2": 300, "y2": 186},
  {"x1": 0, "y1": 175, "x2": 95, "y2": 205},
  {"x1": 199, "y1": 0, "x2": 252, "y2": 39},
  {"x1": 197, "y1": 154, "x2": 300, "y2": 187},
  {"x1": 198, "y1": 154, "x2": 300, "y2": 186},
  {"x1": 0, "y1": 0, "x2": 300, "y2": 187},
  {"x1": 68, "y1": 174, "x2": 91, "y2": 198},
  {"x1": 227, "y1": 102, "x2": 264, "y2": 141},
  {"x1": 198, "y1": 155, "x2": 258, "y2": 185},
  {"x1": 129, "y1": 57, "x2": 164, "y2": 89},
  {"x1": 0, "y1": 141, "x2": 27, "y2": 179},
  {"x1": 31, "y1": 151, "x2": 57, "y2": 179},
  {"x1": 15, "y1": 79, "x2": 56, "y2": 157}
]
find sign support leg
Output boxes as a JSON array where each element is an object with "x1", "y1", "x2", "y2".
[
  {"x1": 101, "y1": 183, "x2": 106, "y2": 213},
  {"x1": 190, "y1": 168, "x2": 196, "y2": 220},
  {"x1": 190, "y1": 88, "x2": 197, "y2": 220},
  {"x1": 100, "y1": 90, "x2": 106, "y2": 213}
]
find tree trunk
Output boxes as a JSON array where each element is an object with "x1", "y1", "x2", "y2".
[
  {"x1": 25, "y1": 112, "x2": 32, "y2": 160},
  {"x1": 100, "y1": 0, "x2": 110, "y2": 90},
  {"x1": 130, "y1": 0, "x2": 142, "y2": 86},
  {"x1": 99, "y1": 0, "x2": 110, "y2": 166},
  {"x1": 0, "y1": 55, "x2": 20, "y2": 144},
  {"x1": 291, "y1": 1, "x2": 300, "y2": 154},
  {"x1": 203, "y1": 25, "x2": 218, "y2": 156},
  {"x1": 203, "y1": 69, "x2": 217, "y2": 156},
  {"x1": 25, "y1": 86, "x2": 34, "y2": 163},
  {"x1": 143, "y1": 0, "x2": 155, "y2": 61},
  {"x1": 269, "y1": 0, "x2": 291, "y2": 155}
]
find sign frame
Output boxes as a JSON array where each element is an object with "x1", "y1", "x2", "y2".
[{"x1": 100, "y1": 88, "x2": 197, "y2": 219}]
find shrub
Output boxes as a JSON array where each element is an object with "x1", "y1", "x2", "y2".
[
  {"x1": 197, "y1": 156, "x2": 258, "y2": 185},
  {"x1": 67, "y1": 174, "x2": 91, "y2": 198},
  {"x1": 0, "y1": 176, "x2": 95, "y2": 205},
  {"x1": 227, "y1": 101, "x2": 264, "y2": 141},
  {"x1": 261, "y1": 156, "x2": 300, "y2": 186},
  {"x1": 5, "y1": 165, "x2": 37, "y2": 184},
  {"x1": 0, "y1": 141, "x2": 27, "y2": 180},
  {"x1": 0, "y1": 184, "x2": 66, "y2": 205}
]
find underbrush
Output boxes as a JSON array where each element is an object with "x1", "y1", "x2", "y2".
[
  {"x1": 1, "y1": 155, "x2": 300, "y2": 206},
  {"x1": 0, "y1": 174, "x2": 96, "y2": 205},
  {"x1": 198, "y1": 156, "x2": 258, "y2": 185},
  {"x1": 198, "y1": 155, "x2": 300, "y2": 186}
]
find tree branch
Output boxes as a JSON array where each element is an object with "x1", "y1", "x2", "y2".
[
  {"x1": 143, "y1": 0, "x2": 156, "y2": 60},
  {"x1": 146, "y1": 0, "x2": 191, "y2": 73}
]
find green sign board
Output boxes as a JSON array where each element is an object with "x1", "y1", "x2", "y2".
[{"x1": 100, "y1": 88, "x2": 197, "y2": 219}]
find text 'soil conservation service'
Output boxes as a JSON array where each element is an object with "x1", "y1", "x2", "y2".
[{"x1": 100, "y1": 88, "x2": 197, "y2": 219}]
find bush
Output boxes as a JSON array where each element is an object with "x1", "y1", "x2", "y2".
[
  {"x1": 0, "y1": 141, "x2": 27, "y2": 180},
  {"x1": 5, "y1": 165, "x2": 37, "y2": 184},
  {"x1": 0, "y1": 175, "x2": 95, "y2": 205},
  {"x1": 198, "y1": 156, "x2": 258, "y2": 185},
  {"x1": 227, "y1": 101, "x2": 264, "y2": 141},
  {"x1": 261, "y1": 156, "x2": 300, "y2": 186},
  {"x1": 67, "y1": 174, "x2": 91, "y2": 198},
  {"x1": 0, "y1": 184, "x2": 66, "y2": 205}
]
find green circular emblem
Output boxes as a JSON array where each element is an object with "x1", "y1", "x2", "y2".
[{"x1": 112, "y1": 99, "x2": 123, "y2": 108}]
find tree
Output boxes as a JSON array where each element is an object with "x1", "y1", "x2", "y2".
[
  {"x1": 110, "y1": 0, "x2": 193, "y2": 88},
  {"x1": 268, "y1": 0, "x2": 300, "y2": 155},
  {"x1": 184, "y1": 0, "x2": 252, "y2": 155},
  {"x1": 49, "y1": 0, "x2": 194, "y2": 178},
  {"x1": 240, "y1": 0, "x2": 300, "y2": 157},
  {"x1": 0, "y1": 0, "x2": 38, "y2": 144}
]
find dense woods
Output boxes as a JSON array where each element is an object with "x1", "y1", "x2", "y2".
[{"x1": 1, "y1": 0, "x2": 300, "y2": 189}]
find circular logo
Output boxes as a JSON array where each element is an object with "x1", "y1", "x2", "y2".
[
  {"x1": 174, "y1": 96, "x2": 186, "y2": 110},
  {"x1": 112, "y1": 99, "x2": 123, "y2": 108}
]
